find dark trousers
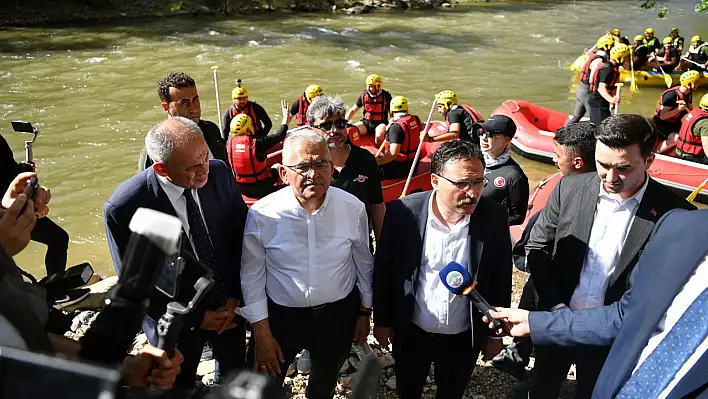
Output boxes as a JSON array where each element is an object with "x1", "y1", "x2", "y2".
[
  {"x1": 378, "y1": 161, "x2": 412, "y2": 180},
  {"x1": 652, "y1": 116, "x2": 681, "y2": 140},
  {"x1": 247, "y1": 289, "x2": 359, "y2": 399},
  {"x1": 503, "y1": 276, "x2": 536, "y2": 366},
  {"x1": 588, "y1": 99, "x2": 611, "y2": 125},
  {"x1": 528, "y1": 344, "x2": 610, "y2": 399},
  {"x1": 30, "y1": 217, "x2": 69, "y2": 276},
  {"x1": 677, "y1": 151, "x2": 708, "y2": 165},
  {"x1": 174, "y1": 318, "x2": 247, "y2": 390},
  {"x1": 395, "y1": 323, "x2": 480, "y2": 399}
]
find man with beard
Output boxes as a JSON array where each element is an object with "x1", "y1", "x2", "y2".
[
  {"x1": 240, "y1": 130, "x2": 374, "y2": 399},
  {"x1": 373, "y1": 140, "x2": 512, "y2": 399}
]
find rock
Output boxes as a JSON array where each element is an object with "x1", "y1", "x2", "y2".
[
  {"x1": 349, "y1": 356, "x2": 362, "y2": 370},
  {"x1": 284, "y1": 377, "x2": 293, "y2": 386},
  {"x1": 340, "y1": 359, "x2": 352, "y2": 375},
  {"x1": 379, "y1": 353, "x2": 395, "y2": 368},
  {"x1": 426, "y1": 376, "x2": 432, "y2": 383},
  {"x1": 62, "y1": 276, "x2": 119, "y2": 312},
  {"x1": 424, "y1": 394, "x2": 435, "y2": 399},
  {"x1": 385, "y1": 367, "x2": 394, "y2": 377},
  {"x1": 472, "y1": 395, "x2": 487, "y2": 399},
  {"x1": 84, "y1": 274, "x2": 102, "y2": 286},
  {"x1": 340, "y1": 375, "x2": 353, "y2": 388},
  {"x1": 287, "y1": 362, "x2": 297, "y2": 377},
  {"x1": 441, "y1": 2, "x2": 452, "y2": 7},
  {"x1": 197, "y1": 359, "x2": 215, "y2": 376},
  {"x1": 385, "y1": 376, "x2": 396, "y2": 390},
  {"x1": 345, "y1": 5, "x2": 374, "y2": 14}
]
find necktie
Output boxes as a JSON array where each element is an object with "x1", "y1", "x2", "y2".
[
  {"x1": 617, "y1": 286, "x2": 708, "y2": 398},
  {"x1": 183, "y1": 189, "x2": 227, "y2": 306}
]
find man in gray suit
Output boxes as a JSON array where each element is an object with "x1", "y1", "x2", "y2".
[{"x1": 523, "y1": 114, "x2": 695, "y2": 398}]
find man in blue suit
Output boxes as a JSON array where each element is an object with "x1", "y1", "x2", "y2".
[
  {"x1": 105, "y1": 117, "x2": 247, "y2": 389},
  {"x1": 488, "y1": 208, "x2": 708, "y2": 399}
]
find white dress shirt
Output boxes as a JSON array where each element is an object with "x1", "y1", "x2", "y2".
[
  {"x1": 633, "y1": 254, "x2": 708, "y2": 399},
  {"x1": 569, "y1": 177, "x2": 648, "y2": 310},
  {"x1": 412, "y1": 193, "x2": 472, "y2": 335},
  {"x1": 239, "y1": 186, "x2": 374, "y2": 324}
]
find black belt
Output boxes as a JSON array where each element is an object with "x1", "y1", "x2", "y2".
[{"x1": 267, "y1": 288, "x2": 357, "y2": 315}]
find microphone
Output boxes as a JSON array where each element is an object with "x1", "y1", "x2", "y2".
[{"x1": 439, "y1": 261, "x2": 510, "y2": 335}]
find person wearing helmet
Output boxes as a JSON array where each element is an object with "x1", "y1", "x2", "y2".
[
  {"x1": 567, "y1": 35, "x2": 614, "y2": 126},
  {"x1": 642, "y1": 28, "x2": 661, "y2": 52},
  {"x1": 653, "y1": 70, "x2": 702, "y2": 152},
  {"x1": 669, "y1": 27, "x2": 685, "y2": 54},
  {"x1": 631, "y1": 34, "x2": 650, "y2": 70},
  {"x1": 430, "y1": 90, "x2": 484, "y2": 142},
  {"x1": 675, "y1": 93, "x2": 708, "y2": 164},
  {"x1": 587, "y1": 44, "x2": 628, "y2": 124},
  {"x1": 346, "y1": 74, "x2": 393, "y2": 140},
  {"x1": 287, "y1": 84, "x2": 323, "y2": 127},
  {"x1": 226, "y1": 100, "x2": 290, "y2": 199},
  {"x1": 221, "y1": 80, "x2": 272, "y2": 140},
  {"x1": 376, "y1": 95, "x2": 423, "y2": 179},
  {"x1": 687, "y1": 35, "x2": 708, "y2": 71},
  {"x1": 655, "y1": 37, "x2": 680, "y2": 72},
  {"x1": 609, "y1": 28, "x2": 630, "y2": 46}
]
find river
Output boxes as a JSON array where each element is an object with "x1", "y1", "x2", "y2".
[{"x1": 1, "y1": 0, "x2": 706, "y2": 277}]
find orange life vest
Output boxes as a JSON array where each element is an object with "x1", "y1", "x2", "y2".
[
  {"x1": 579, "y1": 52, "x2": 599, "y2": 84},
  {"x1": 227, "y1": 135, "x2": 269, "y2": 184},
  {"x1": 360, "y1": 91, "x2": 389, "y2": 123},
  {"x1": 228, "y1": 102, "x2": 261, "y2": 135},
  {"x1": 655, "y1": 87, "x2": 692, "y2": 125},
  {"x1": 388, "y1": 114, "x2": 422, "y2": 162},
  {"x1": 677, "y1": 108, "x2": 708, "y2": 157},
  {"x1": 589, "y1": 60, "x2": 619, "y2": 94},
  {"x1": 295, "y1": 94, "x2": 309, "y2": 127}
]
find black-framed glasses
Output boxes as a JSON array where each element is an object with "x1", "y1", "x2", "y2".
[
  {"x1": 313, "y1": 119, "x2": 347, "y2": 132},
  {"x1": 436, "y1": 174, "x2": 488, "y2": 190},
  {"x1": 283, "y1": 160, "x2": 333, "y2": 174},
  {"x1": 475, "y1": 126, "x2": 499, "y2": 139}
]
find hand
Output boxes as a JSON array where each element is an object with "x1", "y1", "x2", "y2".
[
  {"x1": 677, "y1": 102, "x2": 687, "y2": 111},
  {"x1": 374, "y1": 326, "x2": 395, "y2": 349},
  {"x1": 217, "y1": 298, "x2": 240, "y2": 334},
  {"x1": 253, "y1": 329, "x2": 284, "y2": 377},
  {"x1": 0, "y1": 194, "x2": 36, "y2": 255},
  {"x1": 201, "y1": 309, "x2": 229, "y2": 331},
  {"x1": 2, "y1": 172, "x2": 51, "y2": 217},
  {"x1": 482, "y1": 338, "x2": 503, "y2": 361},
  {"x1": 484, "y1": 308, "x2": 531, "y2": 337},
  {"x1": 611, "y1": 95, "x2": 621, "y2": 105},
  {"x1": 122, "y1": 345, "x2": 184, "y2": 390},
  {"x1": 280, "y1": 100, "x2": 289, "y2": 125},
  {"x1": 352, "y1": 315, "x2": 370, "y2": 345}
]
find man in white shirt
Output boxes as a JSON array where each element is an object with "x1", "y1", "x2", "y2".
[
  {"x1": 373, "y1": 140, "x2": 513, "y2": 399},
  {"x1": 240, "y1": 130, "x2": 373, "y2": 399},
  {"x1": 523, "y1": 114, "x2": 695, "y2": 399}
]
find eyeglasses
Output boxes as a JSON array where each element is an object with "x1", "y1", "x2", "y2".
[
  {"x1": 283, "y1": 160, "x2": 333, "y2": 174},
  {"x1": 436, "y1": 174, "x2": 488, "y2": 190},
  {"x1": 313, "y1": 119, "x2": 347, "y2": 132},
  {"x1": 475, "y1": 127, "x2": 500, "y2": 139}
]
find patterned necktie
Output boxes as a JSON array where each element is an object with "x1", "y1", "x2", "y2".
[
  {"x1": 617, "y1": 286, "x2": 708, "y2": 398},
  {"x1": 183, "y1": 189, "x2": 227, "y2": 306}
]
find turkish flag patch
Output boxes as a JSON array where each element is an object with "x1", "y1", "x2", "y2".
[{"x1": 494, "y1": 176, "x2": 506, "y2": 188}]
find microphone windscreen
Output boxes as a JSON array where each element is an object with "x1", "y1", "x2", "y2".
[{"x1": 439, "y1": 261, "x2": 473, "y2": 295}]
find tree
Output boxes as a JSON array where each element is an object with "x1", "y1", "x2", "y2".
[{"x1": 641, "y1": 0, "x2": 708, "y2": 16}]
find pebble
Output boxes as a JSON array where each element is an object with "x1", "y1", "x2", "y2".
[
  {"x1": 385, "y1": 376, "x2": 396, "y2": 390},
  {"x1": 378, "y1": 353, "x2": 395, "y2": 368}
]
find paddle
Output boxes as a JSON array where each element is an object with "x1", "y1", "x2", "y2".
[
  {"x1": 686, "y1": 177, "x2": 708, "y2": 204},
  {"x1": 374, "y1": 140, "x2": 387, "y2": 158},
  {"x1": 629, "y1": 46, "x2": 639, "y2": 93},
  {"x1": 614, "y1": 83, "x2": 624, "y2": 115},
  {"x1": 657, "y1": 64, "x2": 673, "y2": 88},
  {"x1": 211, "y1": 66, "x2": 223, "y2": 131},
  {"x1": 681, "y1": 56, "x2": 708, "y2": 70},
  {"x1": 400, "y1": 98, "x2": 437, "y2": 199}
]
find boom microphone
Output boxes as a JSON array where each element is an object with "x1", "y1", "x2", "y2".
[{"x1": 439, "y1": 261, "x2": 510, "y2": 335}]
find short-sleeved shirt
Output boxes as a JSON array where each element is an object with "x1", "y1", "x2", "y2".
[
  {"x1": 289, "y1": 100, "x2": 300, "y2": 116},
  {"x1": 386, "y1": 123, "x2": 405, "y2": 144},
  {"x1": 589, "y1": 63, "x2": 618, "y2": 105},
  {"x1": 661, "y1": 90, "x2": 692, "y2": 109},
  {"x1": 661, "y1": 48, "x2": 680, "y2": 72},
  {"x1": 695, "y1": 118, "x2": 708, "y2": 138},
  {"x1": 331, "y1": 144, "x2": 385, "y2": 218},
  {"x1": 446, "y1": 106, "x2": 476, "y2": 142},
  {"x1": 481, "y1": 157, "x2": 529, "y2": 226}
]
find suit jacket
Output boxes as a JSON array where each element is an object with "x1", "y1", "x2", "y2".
[
  {"x1": 530, "y1": 209, "x2": 708, "y2": 399},
  {"x1": 104, "y1": 160, "x2": 247, "y2": 343},
  {"x1": 373, "y1": 191, "x2": 512, "y2": 353},
  {"x1": 527, "y1": 172, "x2": 695, "y2": 310}
]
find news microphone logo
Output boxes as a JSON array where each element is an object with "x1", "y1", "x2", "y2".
[
  {"x1": 445, "y1": 271, "x2": 464, "y2": 289},
  {"x1": 439, "y1": 261, "x2": 472, "y2": 295}
]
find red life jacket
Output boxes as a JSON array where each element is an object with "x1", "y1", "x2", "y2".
[
  {"x1": 389, "y1": 114, "x2": 422, "y2": 162},
  {"x1": 677, "y1": 108, "x2": 708, "y2": 157},
  {"x1": 589, "y1": 60, "x2": 619, "y2": 94},
  {"x1": 655, "y1": 87, "x2": 692, "y2": 124},
  {"x1": 228, "y1": 102, "x2": 261, "y2": 135},
  {"x1": 227, "y1": 135, "x2": 269, "y2": 184},
  {"x1": 579, "y1": 52, "x2": 599, "y2": 84},
  {"x1": 360, "y1": 91, "x2": 389, "y2": 123},
  {"x1": 295, "y1": 94, "x2": 309, "y2": 127},
  {"x1": 460, "y1": 104, "x2": 484, "y2": 123}
]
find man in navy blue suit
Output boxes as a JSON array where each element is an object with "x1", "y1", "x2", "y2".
[
  {"x1": 488, "y1": 208, "x2": 708, "y2": 399},
  {"x1": 105, "y1": 117, "x2": 247, "y2": 389}
]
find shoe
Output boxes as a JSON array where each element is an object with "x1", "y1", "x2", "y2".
[
  {"x1": 53, "y1": 288, "x2": 90, "y2": 309},
  {"x1": 297, "y1": 350, "x2": 311, "y2": 374},
  {"x1": 492, "y1": 350, "x2": 528, "y2": 381},
  {"x1": 351, "y1": 343, "x2": 375, "y2": 362}
]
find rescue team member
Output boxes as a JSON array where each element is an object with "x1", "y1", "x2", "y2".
[
  {"x1": 653, "y1": 70, "x2": 701, "y2": 153},
  {"x1": 227, "y1": 101, "x2": 290, "y2": 199},
  {"x1": 221, "y1": 80, "x2": 272, "y2": 140},
  {"x1": 609, "y1": 28, "x2": 630, "y2": 46},
  {"x1": 430, "y1": 90, "x2": 484, "y2": 143},
  {"x1": 377, "y1": 95, "x2": 422, "y2": 179},
  {"x1": 287, "y1": 84, "x2": 323, "y2": 127},
  {"x1": 139, "y1": 72, "x2": 228, "y2": 171},
  {"x1": 632, "y1": 35, "x2": 650, "y2": 71},
  {"x1": 643, "y1": 28, "x2": 661, "y2": 52},
  {"x1": 669, "y1": 27, "x2": 684, "y2": 54},
  {"x1": 346, "y1": 74, "x2": 393, "y2": 142},
  {"x1": 477, "y1": 115, "x2": 529, "y2": 226},
  {"x1": 588, "y1": 43, "x2": 629, "y2": 125},
  {"x1": 676, "y1": 93, "x2": 708, "y2": 164},
  {"x1": 687, "y1": 35, "x2": 708, "y2": 71},
  {"x1": 567, "y1": 34, "x2": 614, "y2": 126},
  {"x1": 655, "y1": 37, "x2": 680, "y2": 73}
]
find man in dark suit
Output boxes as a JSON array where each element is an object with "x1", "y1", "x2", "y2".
[
  {"x1": 105, "y1": 117, "x2": 247, "y2": 389},
  {"x1": 489, "y1": 208, "x2": 707, "y2": 399},
  {"x1": 138, "y1": 72, "x2": 229, "y2": 171},
  {"x1": 373, "y1": 140, "x2": 512, "y2": 399},
  {"x1": 524, "y1": 114, "x2": 696, "y2": 398}
]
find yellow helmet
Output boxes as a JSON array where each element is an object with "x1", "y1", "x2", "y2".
[
  {"x1": 680, "y1": 70, "x2": 701, "y2": 90},
  {"x1": 436, "y1": 90, "x2": 458, "y2": 110},
  {"x1": 670, "y1": 27, "x2": 679, "y2": 34},
  {"x1": 596, "y1": 34, "x2": 614, "y2": 51},
  {"x1": 232, "y1": 79, "x2": 248, "y2": 100},
  {"x1": 662, "y1": 37, "x2": 673, "y2": 45},
  {"x1": 229, "y1": 114, "x2": 253, "y2": 137},
  {"x1": 610, "y1": 28, "x2": 621, "y2": 36},
  {"x1": 610, "y1": 43, "x2": 630, "y2": 63},
  {"x1": 634, "y1": 35, "x2": 644, "y2": 42},
  {"x1": 700, "y1": 93, "x2": 708, "y2": 111},
  {"x1": 365, "y1": 74, "x2": 382, "y2": 90},
  {"x1": 305, "y1": 85, "x2": 323, "y2": 102},
  {"x1": 390, "y1": 96, "x2": 408, "y2": 113},
  {"x1": 645, "y1": 28, "x2": 654, "y2": 34},
  {"x1": 692, "y1": 35, "x2": 702, "y2": 43}
]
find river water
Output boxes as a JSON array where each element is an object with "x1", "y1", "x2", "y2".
[{"x1": 1, "y1": 0, "x2": 706, "y2": 276}]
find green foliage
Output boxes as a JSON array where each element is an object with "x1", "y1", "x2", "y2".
[
  {"x1": 696, "y1": 0, "x2": 708, "y2": 13},
  {"x1": 641, "y1": 0, "x2": 708, "y2": 16}
]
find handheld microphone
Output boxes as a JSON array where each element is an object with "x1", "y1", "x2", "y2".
[{"x1": 439, "y1": 261, "x2": 510, "y2": 335}]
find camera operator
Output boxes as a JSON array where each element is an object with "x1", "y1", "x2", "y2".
[{"x1": 0, "y1": 173, "x2": 184, "y2": 391}]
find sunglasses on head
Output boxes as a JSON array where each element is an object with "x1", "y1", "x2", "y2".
[{"x1": 314, "y1": 119, "x2": 347, "y2": 132}]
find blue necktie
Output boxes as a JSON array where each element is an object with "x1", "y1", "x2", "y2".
[
  {"x1": 183, "y1": 189, "x2": 227, "y2": 306},
  {"x1": 617, "y1": 286, "x2": 708, "y2": 398}
]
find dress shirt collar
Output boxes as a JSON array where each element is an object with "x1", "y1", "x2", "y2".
[
  {"x1": 427, "y1": 192, "x2": 471, "y2": 232},
  {"x1": 287, "y1": 186, "x2": 331, "y2": 217},
  {"x1": 156, "y1": 173, "x2": 191, "y2": 203},
  {"x1": 598, "y1": 173, "x2": 649, "y2": 207}
]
